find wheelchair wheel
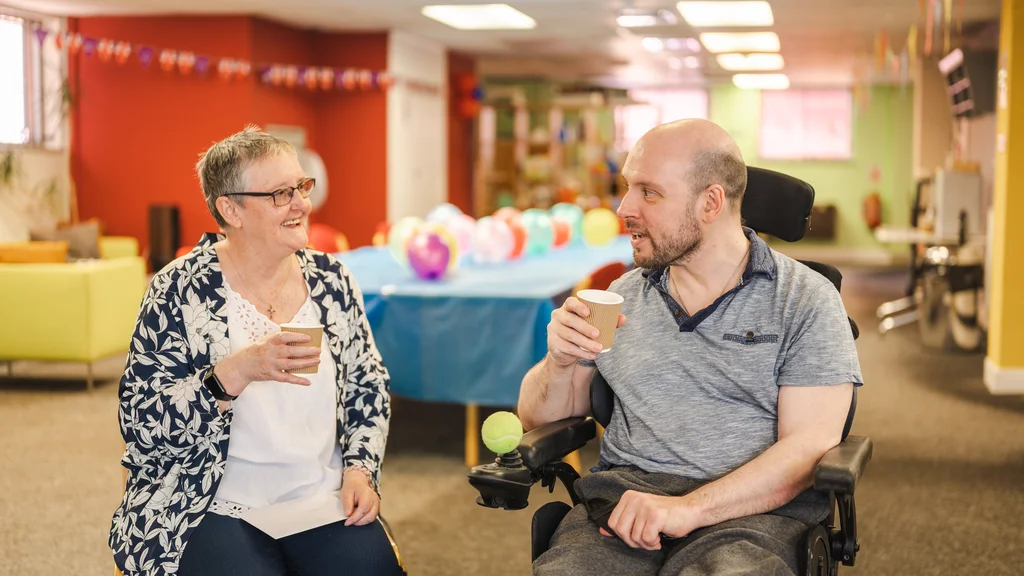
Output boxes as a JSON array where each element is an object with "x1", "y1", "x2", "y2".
[{"x1": 803, "y1": 524, "x2": 833, "y2": 576}]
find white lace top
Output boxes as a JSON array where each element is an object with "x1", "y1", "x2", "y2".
[{"x1": 208, "y1": 278, "x2": 343, "y2": 519}]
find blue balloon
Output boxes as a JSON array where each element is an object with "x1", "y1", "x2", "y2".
[{"x1": 471, "y1": 86, "x2": 484, "y2": 101}]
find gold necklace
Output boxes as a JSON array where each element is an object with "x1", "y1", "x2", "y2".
[
  {"x1": 223, "y1": 246, "x2": 292, "y2": 321},
  {"x1": 669, "y1": 242, "x2": 750, "y2": 316}
]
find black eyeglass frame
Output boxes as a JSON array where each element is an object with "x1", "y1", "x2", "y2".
[{"x1": 228, "y1": 177, "x2": 316, "y2": 207}]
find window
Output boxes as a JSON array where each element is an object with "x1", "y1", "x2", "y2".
[
  {"x1": 0, "y1": 14, "x2": 28, "y2": 144},
  {"x1": 615, "y1": 89, "x2": 708, "y2": 154},
  {"x1": 759, "y1": 90, "x2": 852, "y2": 160}
]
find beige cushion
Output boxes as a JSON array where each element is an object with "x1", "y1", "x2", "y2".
[{"x1": 31, "y1": 221, "x2": 101, "y2": 260}]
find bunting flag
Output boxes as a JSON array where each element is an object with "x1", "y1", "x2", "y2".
[{"x1": 29, "y1": 26, "x2": 415, "y2": 93}]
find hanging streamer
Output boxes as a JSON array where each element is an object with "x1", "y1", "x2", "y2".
[
  {"x1": 908, "y1": 25, "x2": 918, "y2": 69},
  {"x1": 944, "y1": 0, "x2": 953, "y2": 53},
  {"x1": 925, "y1": 0, "x2": 934, "y2": 56}
]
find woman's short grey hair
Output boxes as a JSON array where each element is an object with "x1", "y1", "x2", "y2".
[{"x1": 195, "y1": 125, "x2": 296, "y2": 228}]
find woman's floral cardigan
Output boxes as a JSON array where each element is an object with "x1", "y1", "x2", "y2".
[{"x1": 109, "y1": 233, "x2": 391, "y2": 575}]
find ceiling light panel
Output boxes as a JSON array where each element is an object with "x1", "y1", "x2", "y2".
[
  {"x1": 716, "y1": 53, "x2": 784, "y2": 70},
  {"x1": 421, "y1": 4, "x2": 536, "y2": 30},
  {"x1": 677, "y1": 1, "x2": 774, "y2": 27}
]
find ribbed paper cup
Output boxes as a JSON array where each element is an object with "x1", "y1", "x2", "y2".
[
  {"x1": 280, "y1": 323, "x2": 324, "y2": 374},
  {"x1": 576, "y1": 289, "x2": 624, "y2": 352}
]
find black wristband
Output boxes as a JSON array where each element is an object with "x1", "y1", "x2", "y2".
[{"x1": 203, "y1": 368, "x2": 237, "y2": 401}]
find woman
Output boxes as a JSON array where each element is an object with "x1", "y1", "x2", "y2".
[{"x1": 109, "y1": 126, "x2": 402, "y2": 576}]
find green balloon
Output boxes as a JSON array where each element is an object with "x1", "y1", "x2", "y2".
[{"x1": 521, "y1": 208, "x2": 553, "y2": 256}]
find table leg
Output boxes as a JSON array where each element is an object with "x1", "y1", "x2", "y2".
[
  {"x1": 565, "y1": 450, "x2": 582, "y2": 474},
  {"x1": 465, "y1": 403, "x2": 479, "y2": 467}
]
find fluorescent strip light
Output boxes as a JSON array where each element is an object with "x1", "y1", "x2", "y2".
[
  {"x1": 421, "y1": 4, "x2": 536, "y2": 30},
  {"x1": 618, "y1": 14, "x2": 659, "y2": 27},
  {"x1": 732, "y1": 73, "x2": 790, "y2": 90},
  {"x1": 699, "y1": 32, "x2": 780, "y2": 53},
  {"x1": 717, "y1": 53, "x2": 784, "y2": 71},
  {"x1": 677, "y1": 1, "x2": 774, "y2": 27},
  {"x1": 663, "y1": 37, "x2": 702, "y2": 52}
]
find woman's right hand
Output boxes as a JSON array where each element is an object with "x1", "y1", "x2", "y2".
[
  {"x1": 547, "y1": 297, "x2": 626, "y2": 368},
  {"x1": 214, "y1": 332, "x2": 321, "y2": 397}
]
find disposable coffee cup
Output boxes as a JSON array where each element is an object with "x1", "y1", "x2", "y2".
[
  {"x1": 576, "y1": 289, "x2": 624, "y2": 352},
  {"x1": 280, "y1": 323, "x2": 324, "y2": 374}
]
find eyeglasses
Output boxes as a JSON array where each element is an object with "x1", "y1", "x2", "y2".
[{"x1": 229, "y1": 177, "x2": 316, "y2": 207}]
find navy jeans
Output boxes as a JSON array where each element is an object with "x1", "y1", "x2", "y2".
[{"x1": 177, "y1": 513, "x2": 404, "y2": 576}]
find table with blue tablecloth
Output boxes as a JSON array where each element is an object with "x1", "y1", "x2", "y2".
[{"x1": 337, "y1": 236, "x2": 634, "y2": 464}]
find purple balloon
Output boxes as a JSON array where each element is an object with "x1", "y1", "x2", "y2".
[{"x1": 407, "y1": 231, "x2": 450, "y2": 280}]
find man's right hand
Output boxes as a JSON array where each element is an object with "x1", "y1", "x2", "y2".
[
  {"x1": 215, "y1": 332, "x2": 322, "y2": 396},
  {"x1": 547, "y1": 297, "x2": 626, "y2": 367}
]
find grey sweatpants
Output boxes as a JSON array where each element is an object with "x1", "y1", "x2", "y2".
[{"x1": 533, "y1": 467, "x2": 826, "y2": 576}]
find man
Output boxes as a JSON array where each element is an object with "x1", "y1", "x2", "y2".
[{"x1": 518, "y1": 118, "x2": 863, "y2": 575}]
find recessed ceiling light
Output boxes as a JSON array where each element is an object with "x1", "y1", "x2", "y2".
[
  {"x1": 732, "y1": 73, "x2": 790, "y2": 90},
  {"x1": 421, "y1": 4, "x2": 536, "y2": 30},
  {"x1": 683, "y1": 56, "x2": 701, "y2": 68},
  {"x1": 717, "y1": 53, "x2": 785, "y2": 70},
  {"x1": 677, "y1": 1, "x2": 774, "y2": 27},
  {"x1": 642, "y1": 37, "x2": 664, "y2": 52},
  {"x1": 668, "y1": 57, "x2": 683, "y2": 70},
  {"x1": 699, "y1": 32, "x2": 780, "y2": 53}
]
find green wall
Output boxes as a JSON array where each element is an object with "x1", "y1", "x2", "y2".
[{"x1": 709, "y1": 85, "x2": 914, "y2": 250}]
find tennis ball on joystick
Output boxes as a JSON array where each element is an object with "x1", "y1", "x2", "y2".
[{"x1": 481, "y1": 411, "x2": 524, "y2": 455}]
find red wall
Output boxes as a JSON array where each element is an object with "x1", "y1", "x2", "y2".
[
  {"x1": 312, "y1": 33, "x2": 388, "y2": 248},
  {"x1": 69, "y1": 16, "x2": 254, "y2": 250},
  {"x1": 447, "y1": 52, "x2": 476, "y2": 215},
  {"x1": 69, "y1": 17, "x2": 388, "y2": 254}
]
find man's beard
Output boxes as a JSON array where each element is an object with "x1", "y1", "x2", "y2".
[{"x1": 630, "y1": 212, "x2": 703, "y2": 269}]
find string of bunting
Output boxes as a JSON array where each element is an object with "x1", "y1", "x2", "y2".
[{"x1": 32, "y1": 27, "x2": 440, "y2": 94}]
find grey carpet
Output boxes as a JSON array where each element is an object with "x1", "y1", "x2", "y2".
[{"x1": 1, "y1": 268, "x2": 1022, "y2": 575}]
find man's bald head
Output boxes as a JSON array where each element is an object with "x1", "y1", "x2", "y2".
[{"x1": 638, "y1": 118, "x2": 747, "y2": 208}]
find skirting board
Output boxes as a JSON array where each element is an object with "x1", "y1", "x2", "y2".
[{"x1": 984, "y1": 357, "x2": 1024, "y2": 395}]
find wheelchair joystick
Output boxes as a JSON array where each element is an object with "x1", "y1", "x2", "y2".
[{"x1": 468, "y1": 412, "x2": 534, "y2": 510}]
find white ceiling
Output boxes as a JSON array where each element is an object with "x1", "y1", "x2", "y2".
[{"x1": 3, "y1": 0, "x2": 1004, "y2": 88}]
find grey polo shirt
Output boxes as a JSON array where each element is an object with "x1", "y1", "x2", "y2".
[{"x1": 593, "y1": 227, "x2": 863, "y2": 482}]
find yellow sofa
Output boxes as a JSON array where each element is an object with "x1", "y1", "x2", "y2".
[{"x1": 0, "y1": 237, "x2": 146, "y2": 390}]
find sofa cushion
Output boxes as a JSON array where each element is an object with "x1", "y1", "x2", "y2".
[{"x1": 31, "y1": 221, "x2": 101, "y2": 260}]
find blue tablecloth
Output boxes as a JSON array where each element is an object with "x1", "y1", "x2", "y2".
[{"x1": 337, "y1": 236, "x2": 634, "y2": 406}]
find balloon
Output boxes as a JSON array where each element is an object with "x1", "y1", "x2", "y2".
[
  {"x1": 521, "y1": 208, "x2": 553, "y2": 256},
  {"x1": 443, "y1": 213, "x2": 476, "y2": 257},
  {"x1": 494, "y1": 206, "x2": 522, "y2": 226},
  {"x1": 581, "y1": 208, "x2": 620, "y2": 247},
  {"x1": 388, "y1": 216, "x2": 422, "y2": 264},
  {"x1": 550, "y1": 202, "x2": 585, "y2": 244},
  {"x1": 307, "y1": 223, "x2": 345, "y2": 253},
  {"x1": 472, "y1": 216, "x2": 514, "y2": 263},
  {"x1": 407, "y1": 231, "x2": 450, "y2": 280},
  {"x1": 507, "y1": 219, "x2": 527, "y2": 259},
  {"x1": 420, "y1": 221, "x2": 460, "y2": 271},
  {"x1": 551, "y1": 217, "x2": 572, "y2": 248},
  {"x1": 426, "y1": 203, "x2": 462, "y2": 225}
]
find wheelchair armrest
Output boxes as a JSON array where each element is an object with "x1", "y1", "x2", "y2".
[
  {"x1": 813, "y1": 435, "x2": 873, "y2": 494},
  {"x1": 520, "y1": 417, "x2": 597, "y2": 472}
]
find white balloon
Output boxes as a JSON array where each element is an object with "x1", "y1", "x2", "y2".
[
  {"x1": 298, "y1": 149, "x2": 328, "y2": 212},
  {"x1": 472, "y1": 216, "x2": 514, "y2": 264}
]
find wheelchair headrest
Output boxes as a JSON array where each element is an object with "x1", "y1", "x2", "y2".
[{"x1": 741, "y1": 167, "x2": 815, "y2": 242}]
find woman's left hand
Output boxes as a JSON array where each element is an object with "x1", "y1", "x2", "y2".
[{"x1": 341, "y1": 468, "x2": 380, "y2": 527}]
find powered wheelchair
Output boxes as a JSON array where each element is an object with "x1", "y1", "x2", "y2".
[{"x1": 468, "y1": 167, "x2": 873, "y2": 576}]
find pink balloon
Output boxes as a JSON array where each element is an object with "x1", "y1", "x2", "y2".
[
  {"x1": 444, "y1": 213, "x2": 476, "y2": 256},
  {"x1": 407, "y1": 231, "x2": 450, "y2": 280},
  {"x1": 472, "y1": 216, "x2": 514, "y2": 263}
]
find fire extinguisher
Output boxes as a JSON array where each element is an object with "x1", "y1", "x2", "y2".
[{"x1": 863, "y1": 192, "x2": 882, "y2": 230}]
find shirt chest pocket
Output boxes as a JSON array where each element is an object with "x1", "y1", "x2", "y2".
[{"x1": 718, "y1": 325, "x2": 784, "y2": 380}]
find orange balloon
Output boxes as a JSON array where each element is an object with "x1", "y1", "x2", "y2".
[
  {"x1": 552, "y1": 217, "x2": 571, "y2": 248},
  {"x1": 494, "y1": 207, "x2": 522, "y2": 226},
  {"x1": 507, "y1": 220, "x2": 527, "y2": 259}
]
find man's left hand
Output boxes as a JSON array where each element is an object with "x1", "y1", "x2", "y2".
[
  {"x1": 341, "y1": 468, "x2": 380, "y2": 527},
  {"x1": 599, "y1": 490, "x2": 702, "y2": 550}
]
